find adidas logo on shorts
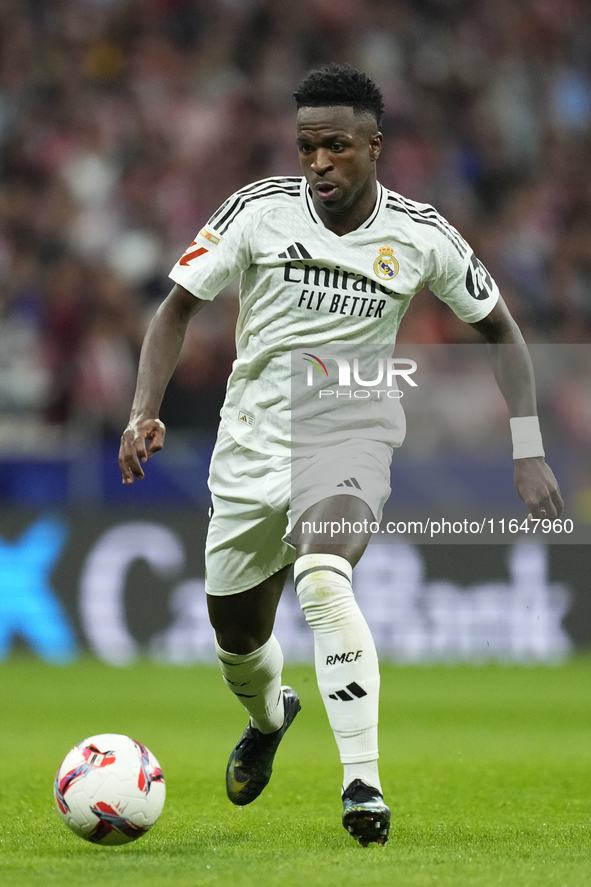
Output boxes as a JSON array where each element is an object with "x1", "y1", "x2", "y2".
[{"x1": 337, "y1": 477, "x2": 361, "y2": 489}]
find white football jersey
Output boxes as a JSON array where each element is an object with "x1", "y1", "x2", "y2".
[{"x1": 170, "y1": 176, "x2": 499, "y2": 454}]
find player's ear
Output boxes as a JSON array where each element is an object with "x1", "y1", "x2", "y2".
[{"x1": 369, "y1": 132, "x2": 382, "y2": 162}]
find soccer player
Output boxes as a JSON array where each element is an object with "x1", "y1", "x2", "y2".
[{"x1": 118, "y1": 64, "x2": 563, "y2": 846}]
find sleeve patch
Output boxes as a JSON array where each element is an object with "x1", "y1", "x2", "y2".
[
  {"x1": 465, "y1": 253, "x2": 495, "y2": 301},
  {"x1": 199, "y1": 228, "x2": 220, "y2": 245}
]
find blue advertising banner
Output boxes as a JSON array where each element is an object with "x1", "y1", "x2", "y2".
[{"x1": 0, "y1": 510, "x2": 587, "y2": 665}]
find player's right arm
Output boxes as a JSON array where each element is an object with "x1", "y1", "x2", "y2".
[
  {"x1": 118, "y1": 283, "x2": 207, "y2": 484},
  {"x1": 119, "y1": 181, "x2": 261, "y2": 482}
]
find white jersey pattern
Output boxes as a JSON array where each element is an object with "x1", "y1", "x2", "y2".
[{"x1": 170, "y1": 176, "x2": 499, "y2": 455}]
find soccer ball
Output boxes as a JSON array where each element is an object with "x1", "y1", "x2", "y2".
[{"x1": 54, "y1": 733, "x2": 166, "y2": 845}]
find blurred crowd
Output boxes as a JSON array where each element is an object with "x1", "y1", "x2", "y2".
[{"x1": 1, "y1": 0, "x2": 591, "y2": 448}]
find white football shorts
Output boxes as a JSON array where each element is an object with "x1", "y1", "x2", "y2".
[{"x1": 205, "y1": 424, "x2": 393, "y2": 596}]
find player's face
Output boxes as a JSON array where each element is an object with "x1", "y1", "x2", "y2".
[{"x1": 296, "y1": 105, "x2": 382, "y2": 225}]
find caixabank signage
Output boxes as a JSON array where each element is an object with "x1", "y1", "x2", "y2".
[{"x1": 0, "y1": 510, "x2": 587, "y2": 665}]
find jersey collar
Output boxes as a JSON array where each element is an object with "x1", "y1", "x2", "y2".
[{"x1": 302, "y1": 180, "x2": 385, "y2": 232}]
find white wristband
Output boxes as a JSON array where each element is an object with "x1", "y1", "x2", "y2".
[{"x1": 510, "y1": 416, "x2": 545, "y2": 460}]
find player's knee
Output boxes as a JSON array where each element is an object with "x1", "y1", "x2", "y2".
[
  {"x1": 214, "y1": 628, "x2": 271, "y2": 655},
  {"x1": 207, "y1": 589, "x2": 276, "y2": 653}
]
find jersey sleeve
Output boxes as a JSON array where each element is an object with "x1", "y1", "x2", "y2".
[
  {"x1": 425, "y1": 218, "x2": 499, "y2": 323},
  {"x1": 169, "y1": 198, "x2": 255, "y2": 300}
]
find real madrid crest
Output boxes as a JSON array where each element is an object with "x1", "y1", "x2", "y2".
[{"x1": 374, "y1": 245, "x2": 399, "y2": 281}]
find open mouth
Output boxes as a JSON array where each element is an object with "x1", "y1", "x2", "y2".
[{"x1": 315, "y1": 182, "x2": 337, "y2": 200}]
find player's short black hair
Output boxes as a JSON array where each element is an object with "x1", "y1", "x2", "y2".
[{"x1": 293, "y1": 63, "x2": 384, "y2": 128}]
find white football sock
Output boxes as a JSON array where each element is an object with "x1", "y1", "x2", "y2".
[
  {"x1": 295, "y1": 553, "x2": 382, "y2": 793},
  {"x1": 343, "y1": 757, "x2": 382, "y2": 795},
  {"x1": 215, "y1": 634, "x2": 284, "y2": 734}
]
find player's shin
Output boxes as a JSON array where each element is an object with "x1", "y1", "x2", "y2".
[
  {"x1": 214, "y1": 634, "x2": 285, "y2": 734},
  {"x1": 294, "y1": 553, "x2": 381, "y2": 792}
]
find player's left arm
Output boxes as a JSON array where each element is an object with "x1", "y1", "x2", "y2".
[{"x1": 470, "y1": 296, "x2": 563, "y2": 518}]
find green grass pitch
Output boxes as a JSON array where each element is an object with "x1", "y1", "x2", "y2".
[{"x1": 1, "y1": 657, "x2": 590, "y2": 887}]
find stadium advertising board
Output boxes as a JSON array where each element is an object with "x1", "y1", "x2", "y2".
[{"x1": 0, "y1": 510, "x2": 588, "y2": 665}]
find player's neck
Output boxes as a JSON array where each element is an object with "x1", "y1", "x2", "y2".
[{"x1": 314, "y1": 179, "x2": 379, "y2": 237}]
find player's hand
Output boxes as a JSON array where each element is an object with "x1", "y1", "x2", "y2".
[
  {"x1": 118, "y1": 418, "x2": 166, "y2": 484},
  {"x1": 514, "y1": 457, "x2": 563, "y2": 519}
]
